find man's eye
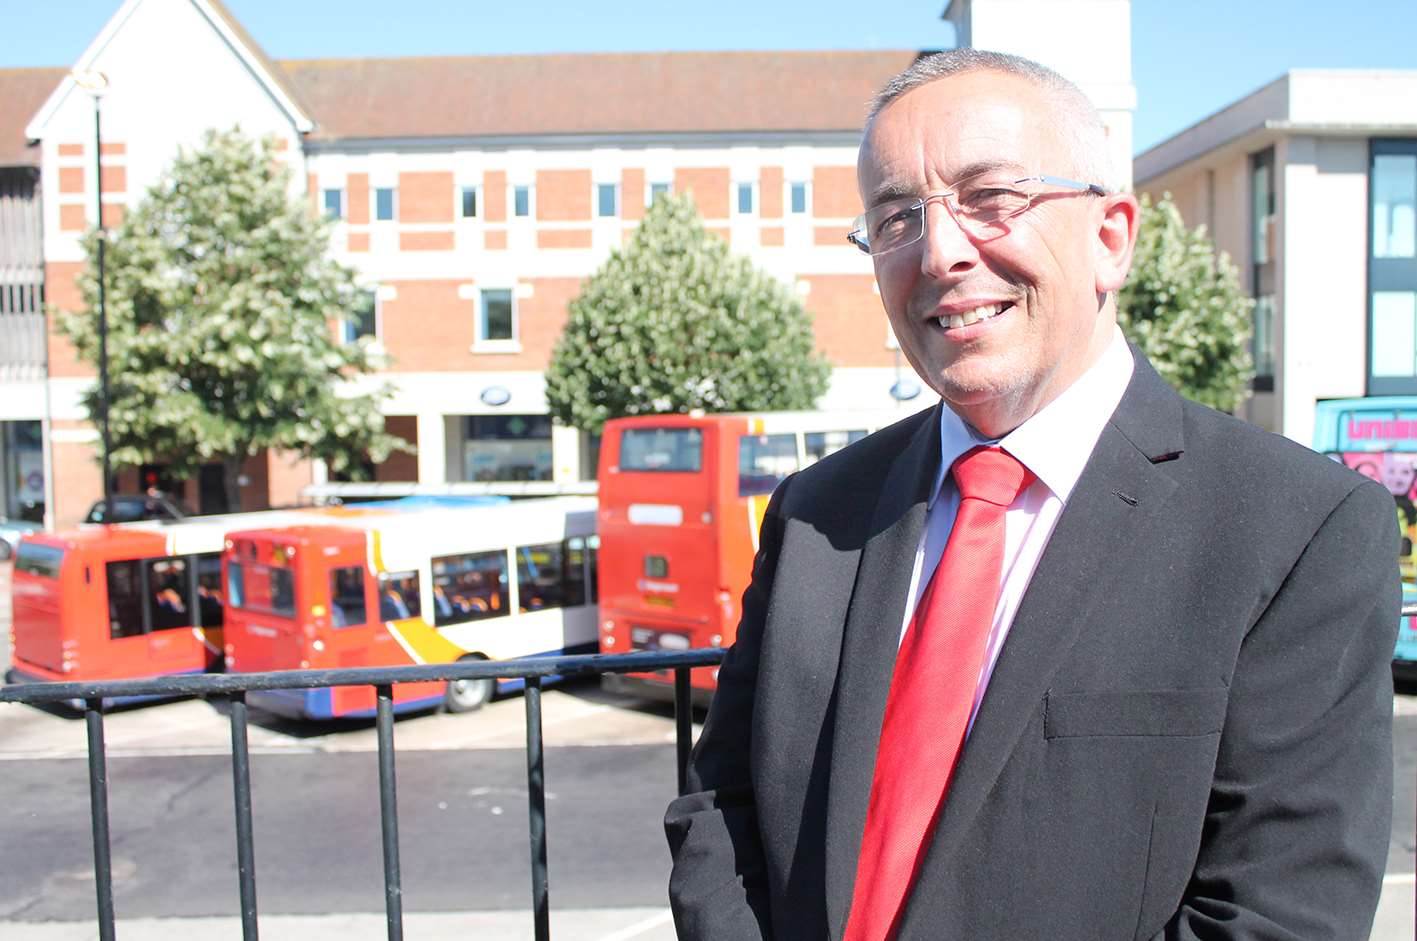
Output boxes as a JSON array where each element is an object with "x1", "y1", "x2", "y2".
[
  {"x1": 959, "y1": 187, "x2": 1023, "y2": 213},
  {"x1": 871, "y1": 206, "x2": 917, "y2": 240}
]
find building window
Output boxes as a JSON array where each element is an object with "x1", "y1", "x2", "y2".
[
  {"x1": 597, "y1": 182, "x2": 619, "y2": 217},
  {"x1": 460, "y1": 414, "x2": 553, "y2": 482},
  {"x1": 736, "y1": 181, "x2": 757, "y2": 215},
  {"x1": 374, "y1": 187, "x2": 396, "y2": 222},
  {"x1": 460, "y1": 186, "x2": 479, "y2": 219},
  {"x1": 789, "y1": 181, "x2": 810, "y2": 214},
  {"x1": 648, "y1": 181, "x2": 671, "y2": 205},
  {"x1": 513, "y1": 184, "x2": 532, "y2": 218},
  {"x1": 478, "y1": 288, "x2": 515, "y2": 343},
  {"x1": 322, "y1": 188, "x2": 345, "y2": 220},
  {"x1": 341, "y1": 290, "x2": 378, "y2": 344},
  {"x1": 1249, "y1": 149, "x2": 1276, "y2": 387},
  {"x1": 1369, "y1": 139, "x2": 1417, "y2": 395}
]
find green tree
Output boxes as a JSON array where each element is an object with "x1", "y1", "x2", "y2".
[
  {"x1": 59, "y1": 127, "x2": 406, "y2": 510},
  {"x1": 545, "y1": 193, "x2": 831, "y2": 433},
  {"x1": 1118, "y1": 193, "x2": 1255, "y2": 412}
]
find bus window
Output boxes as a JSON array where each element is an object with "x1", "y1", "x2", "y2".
[
  {"x1": 378, "y1": 570, "x2": 421, "y2": 621},
  {"x1": 330, "y1": 566, "x2": 368, "y2": 628},
  {"x1": 565, "y1": 537, "x2": 591, "y2": 607},
  {"x1": 145, "y1": 557, "x2": 190, "y2": 632},
  {"x1": 107, "y1": 560, "x2": 145, "y2": 639},
  {"x1": 518, "y1": 542, "x2": 566, "y2": 612},
  {"x1": 586, "y1": 534, "x2": 599, "y2": 604},
  {"x1": 230, "y1": 562, "x2": 296, "y2": 618},
  {"x1": 432, "y1": 550, "x2": 507, "y2": 625},
  {"x1": 15, "y1": 543, "x2": 63, "y2": 578},
  {"x1": 619, "y1": 427, "x2": 703, "y2": 472},
  {"x1": 195, "y1": 553, "x2": 224, "y2": 628},
  {"x1": 804, "y1": 429, "x2": 868, "y2": 467},
  {"x1": 739, "y1": 433, "x2": 798, "y2": 496}
]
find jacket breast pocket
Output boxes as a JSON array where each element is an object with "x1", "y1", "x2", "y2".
[{"x1": 1043, "y1": 688, "x2": 1228, "y2": 739}]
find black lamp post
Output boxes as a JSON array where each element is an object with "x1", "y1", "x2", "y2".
[{"x1": 72, "y1": 70, "x2": 112, "y2": 522}]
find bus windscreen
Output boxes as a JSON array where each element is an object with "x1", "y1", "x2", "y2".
[
  {"x1": 228, "y1": 561, "x2": 296, "y2": 618},
  {"x1": 619, "y1": 428, "x2": 703, "y2": 472},
  {"x1": 14, "y1": 543, "x2": 63, "y2": 578}
]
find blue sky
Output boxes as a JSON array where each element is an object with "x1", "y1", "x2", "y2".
[{"x1": 4, "y1": 0, "x2": 1414, "y2": 154}]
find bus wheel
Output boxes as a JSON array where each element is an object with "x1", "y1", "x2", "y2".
[{"x1": 444, "y1": 656, "x2": 494, "y2": 713}]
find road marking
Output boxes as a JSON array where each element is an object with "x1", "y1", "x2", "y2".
[
  {"x1": 1385, "y1": 872, "x2": 1415, "y2": 886},
  {"x1": 597, "y1": 909, "x2": 674, "y2": 940}
]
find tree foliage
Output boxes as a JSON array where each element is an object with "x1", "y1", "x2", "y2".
[
  {"x1": 545, "y1": 193, "x2": 832, "y2": 432},
  {"x1": 59, "y1": 127, "x2": 405, "y2": 509},
  {"x1": 1118, "y1": 193, "x2": 1254, "y2": 412}
]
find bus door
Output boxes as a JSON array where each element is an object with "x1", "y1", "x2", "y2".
[
  {"x1": 143, "y1": 556, "x2": 197, "y2": 669},
  {"x1": 11, "y1": 540, "x2": 68, "y2": 677},
  {"x1": 316, "y1": 537, "x2": 382, "y2": 716}
]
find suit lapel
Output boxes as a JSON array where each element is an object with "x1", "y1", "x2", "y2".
[
  {"x1": 822, "y1": 402, "x2": 941, "y2": 939},
  {"x1": 919, "y1": 350, "x2": 1187, "y2": 876}
]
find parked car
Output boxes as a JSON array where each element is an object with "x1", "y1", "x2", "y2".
[
  {"x1": 83, "y1": 493, "x2": 194, "y2": 524},
  {"x1": 0, "y1": 518, "x2": 43, "y2": 560}
]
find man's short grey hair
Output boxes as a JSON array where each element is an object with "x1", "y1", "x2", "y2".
[{"x1": 867, "y1": 49, "x2": 1116, "y2": 191}]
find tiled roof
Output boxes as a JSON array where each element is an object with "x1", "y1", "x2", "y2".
[
  {"x1": 0, "y1": 67, "x2": 67, "y2": 167},
  {"x1": 278, "y1": 50, "x2": 923, "y2": 142},
  {"x1": 1, "y1": 50, "x2": 923, "y2": 163}
]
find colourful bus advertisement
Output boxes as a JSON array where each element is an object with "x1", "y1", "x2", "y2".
[{"x1": 1313, "y1": 396, "x2": 1417, "y2": 678}]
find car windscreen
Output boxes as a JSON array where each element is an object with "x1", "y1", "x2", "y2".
[{"x1": 618, "y1": 427, "x2": 703, "y2": 472}]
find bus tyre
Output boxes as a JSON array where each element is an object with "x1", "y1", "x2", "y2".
[{"x1": 444, "y1": 656, "x2": 494, "y2": 713}]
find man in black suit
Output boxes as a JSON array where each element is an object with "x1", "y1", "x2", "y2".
[{"x1": 666, "y1": 49, "x2": 1399, "y2": 940}]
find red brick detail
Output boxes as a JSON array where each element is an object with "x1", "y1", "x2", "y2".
[
  {"x1": 347, "y1": 232, "x2": 370, "y2": 252},
  {"x1": 59, "y1": 204, "x2": 86, "y2": 232},
  {"x1": 484, "y1": 229, "x2": 507, "y2": 250},
  {"x1": 806, "y1": 274, "x2": 893, "y2": 367},
  {"x1": 375, "y1": 416, "x2": 419, "y2": 482},
  {"x1": 400, "y1": 230, "x2": 455, "y2": 251},
  {"x1": 50, "y1": 434, "x2": 102, "y2": 528},
  {"x1": 760, "y1": 167, "x2": 784, "y2": 218},
  {"x1": 621, "y1": 168, "x2": 646, "y2": 221},
  {"x1": 760, "y1": 226, "x2": 784, "y2": 247},
  {"x1": 267, "y1": 449, "x2": 314, "y2": 506},
  {"x1": 347, "y1": 172, "x2": 370, "y2": 225},
  {"x1": 100, "y1": 142, "x2": 126, "y2": 156},
  {"x1": 535, "y1": 170, "x2": 592, "y2": 221},
  {"x1": 815, "y1": 225, "x2": 848, "y2": 246},
  {"x1": 308, "y1": 174, "x2": 319, "y2": 212},
  {"x1": 399, "y1": 172, "x2": 455, "y2": 224},
  {"x1": 274, "y1": 138, "x2": 290, "y2": 152},
  {"x1": 58, "y1": 167, "x2": 84, "y2": 194},
  {"x1": 58, "y1": 142, "x2": 85, "y2": 157},
  {"x1": 676, "y1": 168, "x2": 730, "y2": 219},
  {"x1": 484, "y1": 171, "x2": 507, "y2": 222},
  {"x1": 707, "y1": 226, "x2": 730, "y2": 241},
  {"x1": 102, "y1": 203, "x2": 125, "y2": 228},
  {"x1": 100, "y1": 165, "x2": 125, "y2": 193},
  {"x1": 537, "y1": 228, "x2": 592, "y2": 249},
  {"x1": 813, "y1": 166, "x2": 861, "y2": 218},
  {"x1": 46, "y1": 262, "x2": 90, "y2": 377}
]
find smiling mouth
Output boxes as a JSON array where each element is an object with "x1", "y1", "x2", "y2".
[{"x1": 937, "y1": 302, "x2": 1013, "y2": 331}]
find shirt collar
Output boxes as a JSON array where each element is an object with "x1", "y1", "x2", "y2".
[{"x1": 929, "y1": 326, "x2": 1135, "y2": 508}]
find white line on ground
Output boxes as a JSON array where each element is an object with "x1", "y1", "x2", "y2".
[{"x1": 596, "y1": 909, "x2": 675, "y2": 941}]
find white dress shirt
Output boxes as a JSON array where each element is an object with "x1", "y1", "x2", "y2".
[{"x1": 899, "y1": 326, "x2": 1135, "y2": 730}]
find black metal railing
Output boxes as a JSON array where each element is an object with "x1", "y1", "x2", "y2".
[{"x1": 0, "y1": 648, "x2": 726, "y2": 941}]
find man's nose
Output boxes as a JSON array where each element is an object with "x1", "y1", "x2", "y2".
[{"x1": 918, "y1": 198, "x2": 980, "y2": 279}]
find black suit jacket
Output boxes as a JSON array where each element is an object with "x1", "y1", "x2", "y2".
[{"x1": 666, "y1": 352, "x2": 1399, "y2": 940}]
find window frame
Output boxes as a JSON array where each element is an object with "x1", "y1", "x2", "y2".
[
  {"x1": 512, "y1": 183, "x2": 534, "y2": 219},
  {"x1": 647, "y1": 181, "x2": 672, "y2": 206},
  {"x1": 735, "y1": 180, "x2": 758, "y2": 216},
  {"x1": 322, "y1": 187, "x2": 346, "y2": 220},
  {"x1": 373, "y1": 186, "x2": 397, "y2": 223},
  {"x1": 340, "y1": 289, "x2": 380, "y2": 345},
  {"x1": 1367, "y1": 138, "x2": 1417, "y2": 395},
  {"x1": 596, "y1": 182, "x2": 620, "y2": 218},
  {"x1": 788, "y1": 180, "x2": 811, "y2": 215},
  {"x1": 458, "y1": 184, "x2": 480, "y2": 220},
  {"x1": 474, "y1": 286, "x2": 519, "y2": 351}
]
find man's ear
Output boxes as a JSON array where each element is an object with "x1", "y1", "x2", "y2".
[{"x1": 1094, "y1": 192, "x2": 1139, "y2": 294}]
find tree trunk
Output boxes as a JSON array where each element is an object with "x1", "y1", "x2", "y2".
[{"x1": 222, "y1": 454, "x2": 245, "y2": 513}]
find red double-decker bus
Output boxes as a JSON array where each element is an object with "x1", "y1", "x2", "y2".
[{"x1": 596, "y1": 410, "x2": 913, "y2": 703}]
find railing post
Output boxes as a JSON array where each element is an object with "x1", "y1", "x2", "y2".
[
  {"x1": 376, "y1": 685, "x2": 404, "y2": 941},
  {"x1": 674, "y1": 667, "x2": 693, "y2": 796},
  {"x1": 229, "y1": 691, "x2": 259, "y2": 940},
  {"x1": 524, "y1": 676, "x2": 550, "y2": 941},
  {"x1": 84, "y1": 699, "x2": 116, "y2": 941}
]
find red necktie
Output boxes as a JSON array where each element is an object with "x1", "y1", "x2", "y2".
[{"x1": 843, "y1": 446, "x2": 1035, "y2": 941}]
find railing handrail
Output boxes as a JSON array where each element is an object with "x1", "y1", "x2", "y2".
[{"x1": 0, "y1": 647, "x2": 726, "y2": 704}]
